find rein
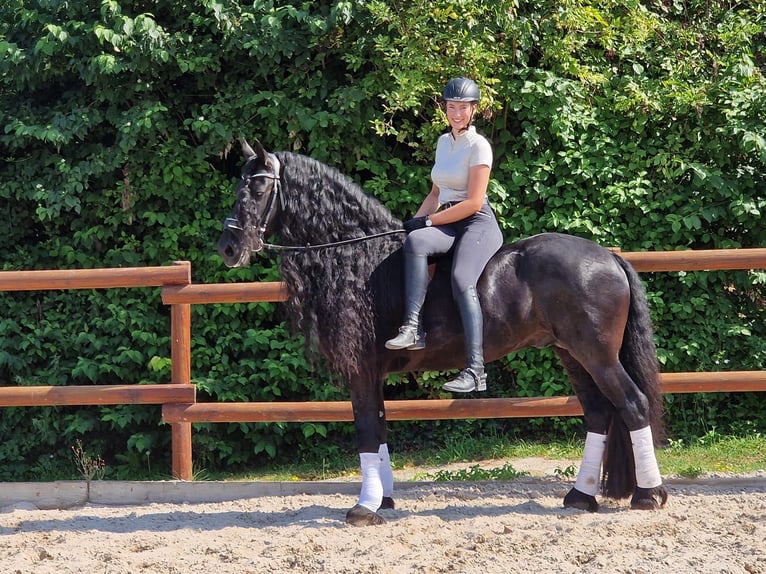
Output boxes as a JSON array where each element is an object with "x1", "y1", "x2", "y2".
[
  {"x1": 224, "y1": 152, "x2": 407, "y2": 253},
  {"x1": 260, "y1": 229, "x2": 407, "y2": 252}
]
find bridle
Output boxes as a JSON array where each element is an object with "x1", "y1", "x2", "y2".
[
  {"x1": 222, "y1": 153, "x2": 284, "y2": 241},
  {"x1": 222, "y1": 153, "x2": 405, "y2": 253}
]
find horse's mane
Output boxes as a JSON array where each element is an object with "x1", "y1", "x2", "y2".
[{"x1": 274, "y1": 152, "x2": 405, "y2": 380}]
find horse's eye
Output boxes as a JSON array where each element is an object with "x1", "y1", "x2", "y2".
[
  {"x1": 249, "y1": 185, "x2": 266, "y2": 198},
  {"x1": 240, "y1": 177, "x2": 257, "y2": 192}
]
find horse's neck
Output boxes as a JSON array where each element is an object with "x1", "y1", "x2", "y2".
[{"x1": 281, "y1": 154, "x2": 396, "y2": 242}]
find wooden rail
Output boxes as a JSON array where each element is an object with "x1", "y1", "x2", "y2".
[
  {"x1": 162, "y1": 396, "x2": 580, "y2": 423},
  {"x1": 160, "y1": 248, "x2": 766, "y2": 305},
  {"x1": 0, "y1": 384, "x2": 195, "y2": 407},
  {"x1": 162, "y1": 281, "x2": 288, "y2": 305},
  {"x1": 0, "y1": 264, "x2": 190, "y2": 291},
  {"x1": 161, "y1": 371, "x2": 766, "y2": 423},
  {"x1": 617, "y1": 247, "x2": 766, "y2": 272}
]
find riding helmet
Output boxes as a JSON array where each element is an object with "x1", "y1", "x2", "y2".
[{"x1": 442, "y1": 77, "x2": 480, "y2": 103}]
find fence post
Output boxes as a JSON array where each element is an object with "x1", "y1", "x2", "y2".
[{"x1": 170, "y1": 262, "x2": 193, "y2": 480}]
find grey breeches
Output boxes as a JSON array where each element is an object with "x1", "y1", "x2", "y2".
[{"x1": 403, "y1": 203, "x2": 503, "y2": 296}]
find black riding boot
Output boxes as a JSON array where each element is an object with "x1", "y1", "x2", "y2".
[
  {"x1": 443, "y1": 286, "x2": 487, "y2": 392},
  {"x1": 385, "y1": 253, "x2": 428, "y2": 350}
]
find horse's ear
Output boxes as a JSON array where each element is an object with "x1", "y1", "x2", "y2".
[
  {"x1": 240, "y1": 138, "x2": 269, "y2": 162},
  {"x1": 241, "y1": 139, "x2": 256, "y2": 160},
  {"x1": 252, "y1": 139, "x2": 268, "y2": 159}
]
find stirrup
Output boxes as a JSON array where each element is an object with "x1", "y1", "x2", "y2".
[
  {"x1": 408, "y1": 328, "x2": 426, "y2": 350},
  {"x1": 385, "y1": 324, "x2": 425, "y2": 350},
  {"x1": 442, "y1": 368, "x2": 487, "y2": 393}
]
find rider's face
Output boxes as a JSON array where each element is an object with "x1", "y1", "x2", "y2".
[{"x1": 445, "y1": 101, "x2": 477, "y2": 132}]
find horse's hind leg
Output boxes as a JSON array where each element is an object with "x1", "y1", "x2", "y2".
[
  {"x1": 556, "y1": 349, "x2": 612, "y2": 512},
  {"x1": 586, "y1": 360, "x2": 667, "y2": 510},
  {"x1": 624, "y1": 413, "x2": 667, "y2": 510}
]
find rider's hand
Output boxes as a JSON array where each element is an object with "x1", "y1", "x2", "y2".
[{"x1": 403, "y1": 216, "x2": 430, "y2": 233}]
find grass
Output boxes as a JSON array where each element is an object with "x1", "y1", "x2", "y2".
[
  {"x1": 659, "y1": 431, "x2": 766, "y2": 478},
  {"x1": 207, "y1": 430, "x2": 766, "y2": 482},
  {"x1": 427, "y1": 463, "x2": 530, "y2": 482}
]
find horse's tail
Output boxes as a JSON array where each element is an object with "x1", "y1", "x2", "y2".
[{"x1": 603, "y1": 255, "x2": 664, "y2": 499}]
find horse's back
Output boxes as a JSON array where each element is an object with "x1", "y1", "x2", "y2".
[
  {"x1": 480, "y1": 233, "x2": 631, "y2": 358},
  {"x1": 490, "y1": 232, "x2": 627, "y2": 289},
  {"x1": 508, "y1": 232, "x2": 617, "y2": 265}
]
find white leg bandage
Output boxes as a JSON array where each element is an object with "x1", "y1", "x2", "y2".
[
  {"x1": 630, "y1": 426, "x2": 663, "y2": 488},
  {"x1": 356, "y1": 452, "x2": 383, "y2": 512},
  {"x1": 574, "y1": 432, "x2": 607, "y2": 496},
  {"x1": 378, "y1": 443, "x2": 394, "y2": 498}
]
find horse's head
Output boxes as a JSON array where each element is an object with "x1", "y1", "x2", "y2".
[{"x1": 217, "y1": 139, "x2": 283, "y2": 268}]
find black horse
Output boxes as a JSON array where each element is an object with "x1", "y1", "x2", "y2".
[{"x1": 218, "y1": 139, "x2": 668, "y2": 526}]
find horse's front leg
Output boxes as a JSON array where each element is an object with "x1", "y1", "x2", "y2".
[{"x1": 345, "y1": 379, "x2": 394, "y2": 526}]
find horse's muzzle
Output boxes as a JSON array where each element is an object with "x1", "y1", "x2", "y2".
[{"x1": 218, "y1": 233, "x2": 254, "y2": 268}]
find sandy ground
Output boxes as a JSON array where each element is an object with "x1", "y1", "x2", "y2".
[{"x1": 1, "y1": 460, "x2": 764, "y2": 574}]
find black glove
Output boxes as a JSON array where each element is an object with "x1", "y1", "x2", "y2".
[{"x1": 403, "y1": 216, "x2": 428, "y2": 233}]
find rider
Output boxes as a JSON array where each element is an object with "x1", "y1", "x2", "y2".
[{"x1": 385, "y1": 77, "x2": 504, "y2": 393}]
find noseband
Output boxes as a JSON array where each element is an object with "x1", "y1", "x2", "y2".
[{"x1": 222, "y1": 154, "x2": 283, "y2": 243}]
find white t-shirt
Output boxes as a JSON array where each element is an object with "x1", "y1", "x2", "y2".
[{"x1": 430, "y1": 126, "x2": 493, "y2": 205}]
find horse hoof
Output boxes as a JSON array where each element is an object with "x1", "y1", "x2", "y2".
[
  {"x1": 346, "y1": 504, "x2": 386, "y2": 526},
  {"x1": 379, "y1": 496, "x2": 395, "y2": 510},
  {"x1": 630, "y1": 486, "x2": 668, "y2": 510},
  {"x1": 563, "y1": 487, "x2": 599, "y2": 512}
]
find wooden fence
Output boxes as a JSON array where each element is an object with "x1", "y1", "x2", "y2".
[
  {"x1": 160, "y1": 247, "x2": 766, "y2": 479},
  {"x1": 0, "y1": 262, "x2": 197, "y2": 476},
  {"x1": 1, "y1": 249, "x2": 765, "y2": 481}
]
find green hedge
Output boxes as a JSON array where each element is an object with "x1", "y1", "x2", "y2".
[{"x1": 0, "y1": 0, "x2": 763, "y2": 479}]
